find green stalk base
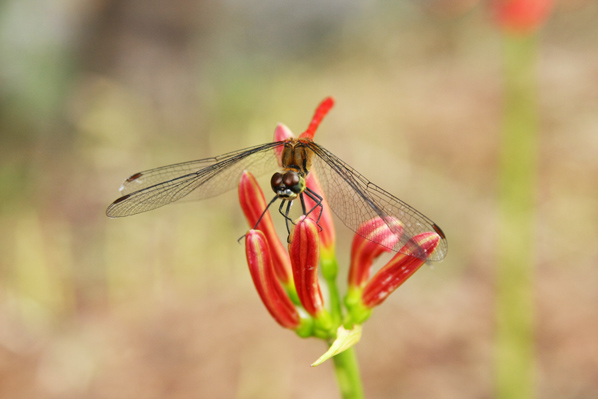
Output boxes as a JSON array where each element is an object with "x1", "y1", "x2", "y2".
[{"x1": 331, "y1": 346, "x2": 364, "y2": 399}]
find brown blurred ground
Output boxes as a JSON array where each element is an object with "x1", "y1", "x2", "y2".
[{"x1": 0, "y1": 1, "x2": 597, "y2": 398}]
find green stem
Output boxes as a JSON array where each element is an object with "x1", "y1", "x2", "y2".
[
  {"x1": 496, "y1": 32, "x2": 537, "y2": 399},
  {"x1": 331, "y1": 346, "x2": 364, "y2": 399},
  {"x1": 320, "y1": 251, "x2": 364, "y2": 397},
  {"x1": 321, "y1": 254, "x2": 343, "y2": 327}
]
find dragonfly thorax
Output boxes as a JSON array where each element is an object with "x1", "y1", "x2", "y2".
[
  {"x1": 271, "y1": 170, "x2": 306, "y2": 200},
  {"x1": 281, "y1": 138, "x2": 313, "y2": 175}
]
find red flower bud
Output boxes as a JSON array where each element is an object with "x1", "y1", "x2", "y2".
[
  {"x1": 361, "y1": 232, "x2": 440, "y2": 308},
  {"x1": 348, "y1": 217, "x2": 403, "y2": 289},
  {"x1": 245, "y1": 230, "x2": 300, "y2": 329},
  {"x1": 273, "y1": 123, "x2": 294, "y2": 166},
  {"x1": 300, "y1": 97, "x2": 335, "y2": 140},
  {"x1": 238, "y1": 171, "x2": 292, "y2": 284},
  {"x1": 288, "y1": 216, "x2": 325, "y2": 316},
  {"x1": 492, "y1": 0, "x2": 553, "y2": 33}
]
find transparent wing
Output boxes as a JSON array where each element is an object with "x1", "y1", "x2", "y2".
[
  {"x1": 307, "y1": 142, "x2": 448, "y2": 261},
  {"x1": 118, "y1": 143, "x2": 280, "y2": 195},
  {"x1": 106, "y1": 142, "x2": 283, "y2": 218}
]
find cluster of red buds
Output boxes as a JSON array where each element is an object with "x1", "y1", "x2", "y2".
[{"x1": 238, "y1": 124, "x2": 441, "y2": 349}]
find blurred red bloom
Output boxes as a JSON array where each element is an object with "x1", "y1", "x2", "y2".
[
  {"x1": 492, "y1": 0, "x2": 554, "y2": 33},
  {"x1": 245, "y1": 230, "x2": 300, "y2": 329}
]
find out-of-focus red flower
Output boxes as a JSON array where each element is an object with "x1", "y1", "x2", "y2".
[
  {"x1": 348, "y1": 217, "x2": 403, "y2": 289},
  {"x1": 492, "y1": 0, "x2": 553, "y2": 33},
  {"x1": 361, "y1": 232, "x2": 440, "y2": 308},
  {"x1": 245, "y1": 230, "x2": 300, "y2": 329},
  {"x1": 238, "y1": 171, "x2": 292, "y2": 284},
  {"x1": 288, "y1": 216, "x2": 325, "y2": 317}
]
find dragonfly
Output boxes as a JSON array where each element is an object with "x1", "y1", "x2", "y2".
[{"x1": 106, "y1": 97, "x2": 448, "y2": 261}]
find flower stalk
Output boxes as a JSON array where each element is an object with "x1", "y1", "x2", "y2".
[
  {"x1": 331, "y1": 346, "x2": 364, "y2": 399},
  {"x1": 495, "y1": 18, "x2": 542, "y2": 399}
]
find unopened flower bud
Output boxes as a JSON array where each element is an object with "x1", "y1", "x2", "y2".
[
  {"x1": 245, "y1": 230, "x2": 300, "y2": 329},
  {"x1": 288, "y1": 216, "x2": 325, "y2": 317},
  {"x1": 361, "y1": 232, "x2": 440, "y2": 308}
]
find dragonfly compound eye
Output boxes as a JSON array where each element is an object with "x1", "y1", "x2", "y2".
[
  {"x1": 282, "y1": 171, "x2": 300, "y2": 187},
  {"x1": 283, "y1": 171, "x2": 305, "y2": 195},
  {"x1": 271, "y1": 172, "x2": 283, "y2": 192}
]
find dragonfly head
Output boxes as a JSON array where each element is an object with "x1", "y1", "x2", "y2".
[{"x1": 271, "y1": 170, "x2": 306, "y2": 200}]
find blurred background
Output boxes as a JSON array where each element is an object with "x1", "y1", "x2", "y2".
[{"x1": 1, "y1": 0, "x2": 597, "y2": 398}]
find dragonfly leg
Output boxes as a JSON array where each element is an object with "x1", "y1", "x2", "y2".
[
  {"x1": 253, "y1": 195, "x2": 280, "y2": 230},
  {"x1": 299, "y1": 191, "x2": 321, "y2": 232},
  {"x1": 303, "y1": 187, "x2": 324, "y2": 232},
  {"x1": 286, "y1": 200, "x2": 295, "y2": 227},
  {"x1": 300, "y1": 192, "x2": 307, "y2": 215},
  {"x1": 237, "y1": 194, "x2": 279, "y2": 244},
  {"x1": 277, "y1": 199, "x2": 287, "y2": 219},
  {"x1": 279, "y1": 200, "x2": 295, "y2": 242}
]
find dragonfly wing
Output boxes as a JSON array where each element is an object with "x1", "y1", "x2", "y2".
[
  {"x1": 106, "y1": 142, "x2": 283, "y2": 217},
  {"x1": 119, "y1": 159, "x2": 222, "y2": 196},
  {"x1": 119, "y1": 143, "x2": 280, "y2": 195},
  {"x1": 307, "y1": 142, "x2": 448, "y2": 261}
]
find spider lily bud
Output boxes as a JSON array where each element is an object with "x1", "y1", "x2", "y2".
[
  {"x1": 273, "y1": 123, "x2": 294, "y2": 165},
  {"x1": 239, "y1": 171, "x2": 292, "y2": 284},
  {"x1": 274, "y1": 123, "x2": 294, "y2": 141},
  {"x1": 300, "y1": 97, "x2": 335, "y2": 140},
  {"x1": 288, "y1": 216, "x2": 325, "y2": 317},
  {"x1": 361, "y1": 232, "x2": 440, "y2": 309},
  {"x1": 348, "y1": 217, "x2": 403, "y2": 290},
  {"x1": 245, "y1": 230, "x2": 300, "y2": 329}
]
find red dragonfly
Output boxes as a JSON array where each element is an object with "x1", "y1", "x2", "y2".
[{"x1": 106, "y1": 97, "x2": 447, "y2": 261}]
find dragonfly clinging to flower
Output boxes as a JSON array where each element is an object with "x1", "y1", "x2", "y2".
[{"x1": 106, "y1": 97, "x2": 447, "y2": 261}]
